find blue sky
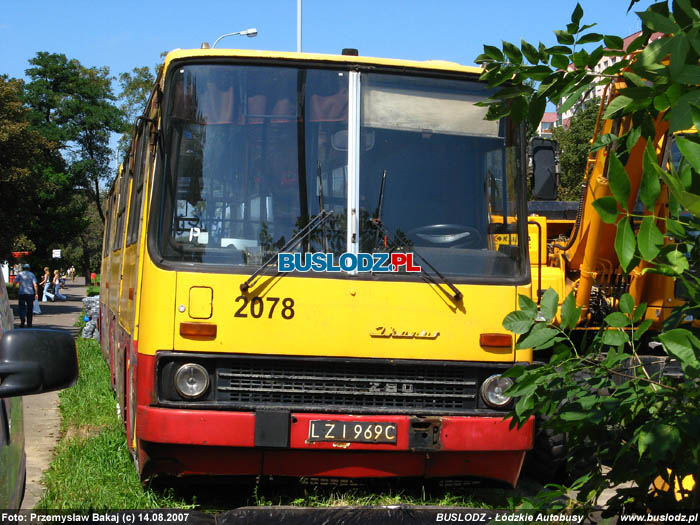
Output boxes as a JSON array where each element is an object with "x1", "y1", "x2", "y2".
[{"x1": 2, "y1": 0, "x2": 652, "y2": 83}]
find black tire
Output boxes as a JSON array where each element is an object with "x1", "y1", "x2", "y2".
[
  {"x1": 522, "y1": 420, "x2": 568, "y2": 484},
  {"x1": 523, "y1": 418, "x2": 597, "y2": 485}
]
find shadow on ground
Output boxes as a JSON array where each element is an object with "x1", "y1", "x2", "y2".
[{"x1": 147, "y1": 475, "x2": 540, "y2": 512}]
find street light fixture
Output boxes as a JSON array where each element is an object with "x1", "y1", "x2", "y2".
[{"x1": 207, "y1": 28, "x2": 258, "y2": 49}]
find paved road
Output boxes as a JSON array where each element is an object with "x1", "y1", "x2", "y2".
[{"x1": 11, "y1": 277, "x2": 89, "y2": 510}]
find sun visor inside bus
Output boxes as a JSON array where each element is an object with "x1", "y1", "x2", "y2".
[
  {"x1": 362, "y1": 86, "x2": 497, "y2": 137},
  {"x1": 170, "y1": 82, "x2": 348, "y2": 125}
]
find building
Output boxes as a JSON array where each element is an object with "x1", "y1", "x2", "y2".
[
  {"x1": 537, "y1": 112, "x2": 559, "y2": 136},
  {"x1": 558, "y1": 30, "x2": 663, "y2": 125}
]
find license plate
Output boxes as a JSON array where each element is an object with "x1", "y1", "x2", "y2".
[{"x1": 308, "y1": 420, "x2": 397, "y2": 444}]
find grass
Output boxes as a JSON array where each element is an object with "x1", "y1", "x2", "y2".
[
  {"x1": 36, "y1": 337, "x2": 191, "y2": 510},
  {"x1": 37, "y1": 323, "x2": 532, "y2": 511},
  {"x1": 86, "y1": 285, "x2": 100, "y2": 297}
]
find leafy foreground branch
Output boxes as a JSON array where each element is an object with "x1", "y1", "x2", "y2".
[
  {"x1": 504, "y1": 290, "x2": 700, "y2": 515},
  {"x1": 477, "y1": 0, "x2": 700, "y2": 517}
]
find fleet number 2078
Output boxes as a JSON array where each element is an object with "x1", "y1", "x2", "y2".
[{"x1": 234, "y1": 296, "x2": 295, "y2": 319}]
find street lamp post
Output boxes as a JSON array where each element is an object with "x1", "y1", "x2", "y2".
[{"x1": 207, "y1": 28, "x2": 258, "y2": 49}]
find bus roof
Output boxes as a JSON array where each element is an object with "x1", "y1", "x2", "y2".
[{"x1": 162, "y1": 48, "x2": 483, "y2": 77}]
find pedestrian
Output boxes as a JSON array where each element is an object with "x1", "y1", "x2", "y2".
[
  {"x1": 69, "y1": 265, "x2": 75, "y2": 282},
  {"x1": 52, "y1": 269, "x2": 67, "y2": 301},
  {"x1": 12, "y1": 264, "x2": 38, "y2": 328},
  {"x1": 39, "y1": 266, "x2": 51, "y2": 302}
]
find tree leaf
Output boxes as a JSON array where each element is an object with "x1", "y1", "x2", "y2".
[
  {"x1": 623, "y1": 71, "x2": 646, "y2": 87},
  {"x1": 665, "y1": 218, "x2": 686, "y2": 238},
  {"x1": 519, "y1": 294, "x2": 538, "y2": 318},
  {"x1": 670, "y1": 35, "x2": 690, "y2": 81},
  {"x1": 620, "y1": 293, "x2": 635, "y2": 315},
  {"x1": 576, "y1": 32, "x2": 603, "y2": 45},
  {"x1": 608, "y1": 153, "x2": 631, "y2": 210},
  {"x1": 502, "y1": 41, "x2": 523, "y2": 65},
  {"x1": 638, "y1": 423, "x2": 681, "y2": 459},
  {"x1": 527, "y1": 94, "x2": 547, "y2": 135},
  {"x1": 615, "y1": 216, "x2": 638, "y2": 272},
  {"x1": 603, "y1": 95, "x2": 635, "y2": 119},
  {"x1": 482, "y1": 45, "x2": 505, "y2": 61},
  {"x1": 592, "y1": 196, "x2": 621, "y2": 224},
  {"x1": 637, "y1": 216, "x2": 665, "y2": 261},
  {"x1": 638, "y1": 36, "x2": 674, "y2": 68},
  {"x1": 669, "y1": 89, "x2": 700, "y2": 133},
  {"x1": 640, "y1": 141, "x2": 662, "y2": 210},
  {"x1": 633, "y1": 319, "x2": 653, "y2": 340},
  {"x1": 540, "y1": 288, "x2": 559, "y2": 323},
  {"x1": 666, "y1": 249, "x2": 690, "y2": 274},
  {"x1": 558, "y1": 84, "x2": 591, "y2": 115},
  {"x1": 658, "y1": 328, "x2": 700, "y2": 377},
  {"x1": 678, "y1": 62, "x2": 700, "y2": 84},
  {"x1": 551, "y1": 54, "x2": 570, "y2": 70},
  {"x1": 605, "y1": 312, "x2": 630, "y2": 328},
  {"x1": 503, "y1": 310, "x2": 535, "y2": 335},
  {"x1": 675, "y1": 136, "x2": 700, "y2": 173},
  {"x1": 555, "y1": 30, "x2": 575, "y2": 45},
  {"x1": 521, "y1": 40, "x2": 540, "y2": 65},
  {"x1": 560, "y1": 291, "x2": 581, "y2": 331},
  {"x1": 637, "y1": 10, "x2": 681, "y2": 34},
  {"x1": 571, "y1": 3, "x2": 584, "y2": 25},
  {"x1": 626, "y1": 127, "x2": 642, "y2": 153},
  {"x1": 516, "y1": 324, "x2": 559, "y2": 350},
  {"x1": 546, "y1": 45, "x2": 573, "y2": 55},
  {"x1": 604, "y1": 35, "x2": 624, "y2": 50},
  {"x1": 602, "y1": 328, "x2": 629, "y2": 346}
]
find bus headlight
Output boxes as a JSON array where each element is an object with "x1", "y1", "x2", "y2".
[
  {"x1": 174, "y1": 363, "x2": 210, "y2": 399},
  {"x1": 480, "y1": 374, "x2": 513, "y2": 408}
]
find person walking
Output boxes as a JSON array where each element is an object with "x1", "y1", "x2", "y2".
[
  {"x1": 52, "y1": 269, "x2": 67, "y2": 301},
  {"x1": 39, "y1": 266, "x2": 51, "y2": 302},
  {"x1": 13, "y1": 264, "x2": 38, "y2": 327}
]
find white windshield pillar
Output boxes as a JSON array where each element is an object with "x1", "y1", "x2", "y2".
[{"x1": 346, "y1": 71, "x2": 361, "y2": 272}]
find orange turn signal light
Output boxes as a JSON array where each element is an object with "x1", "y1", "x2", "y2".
[
  {"x1": 479, "y1": 333, "x2": 513, "y2": 347},
  {"x1": 180, "y1": 322, "x2": 217, "y2": 338}
]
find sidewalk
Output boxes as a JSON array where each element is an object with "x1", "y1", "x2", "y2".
[
  {"x1": 13, "y1": 276, "x2": 89, "y2": 334},
  {"x1": 12, "y1": 276, "x2": 90, "y2": 510}
]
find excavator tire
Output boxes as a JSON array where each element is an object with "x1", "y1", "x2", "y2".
[{"x1": 522, "y1": 420, "x2": 568, "y2": 484}]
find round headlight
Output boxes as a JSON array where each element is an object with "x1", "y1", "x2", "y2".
[
  {"x1": 174, "y1": 363, "x2": 210, "y2": 399},
  {"x1": 480, "y1": 374, "x2": 514, "y2": 408}
]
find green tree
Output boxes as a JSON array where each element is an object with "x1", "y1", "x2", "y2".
[
  {"x1": 478, "y1": 0, "x2": 700, "y2": 515},
  {"x1": 59, "y1": 195, "x2": 104, "y2": 278},
  {"x1": 24, "y1": 52, "x2": 127, "y2": 223},
  {"x1": 117, "y1": 66, "x2": 156, "y2": 158},
  {"x1": 551, "y1": 99, "x2": 599, "y2": 200},
  {"x1": 0, "y1": 76, "x2": 51, "y2": 258}
]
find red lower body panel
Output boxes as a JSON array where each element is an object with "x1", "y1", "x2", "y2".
[
  {"x1": 135, "y1": 353, "x2": 533, "y2": 485},
  {"x1": 136, "y1": 405, "x2": 533, "y2": 485}
]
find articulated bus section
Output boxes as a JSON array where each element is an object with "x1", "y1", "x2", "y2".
[{"x1": 100, "y1": 48, "x2": 535, "y2": 486}]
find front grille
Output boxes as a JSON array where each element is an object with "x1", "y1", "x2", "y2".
[
  {"x1": 158, "y1": 353, "x2": 510, "y2": 415},
  {"x1": 218, "y1": 359, "x2": 476, "y2": 411}
]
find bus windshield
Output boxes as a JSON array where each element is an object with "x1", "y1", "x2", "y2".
[{"x1": 155, "y1": 62, "x2": 526, "y2": 282}]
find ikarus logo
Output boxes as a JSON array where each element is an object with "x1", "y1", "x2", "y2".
[{"x1": 278, "y1": 252, "x2": 422, "y2": 273}]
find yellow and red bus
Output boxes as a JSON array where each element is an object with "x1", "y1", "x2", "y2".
[{"x1": 100, "y1": 48, "x2": 534, "y2": 485}]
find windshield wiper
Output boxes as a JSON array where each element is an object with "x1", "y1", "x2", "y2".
[
  {"x1": 369, "y1": 169, "x2": 461, "y2": 302},
  {"x1": 370, "y1": 217, "x2": 463, "y2": 303},
  {"x1": 240, "y1": 209, "x2": 334, "y2": 292},
  {"x1": 373, "y1": 169, "x2": 388, "y2": 250},
  {"x1": 317, "y1": 161, "x2": 328, "y2": 253}
]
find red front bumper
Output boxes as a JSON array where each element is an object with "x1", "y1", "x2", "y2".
[{"x1": 136, "y1": 406, "x2": 534, "y2": 485}]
